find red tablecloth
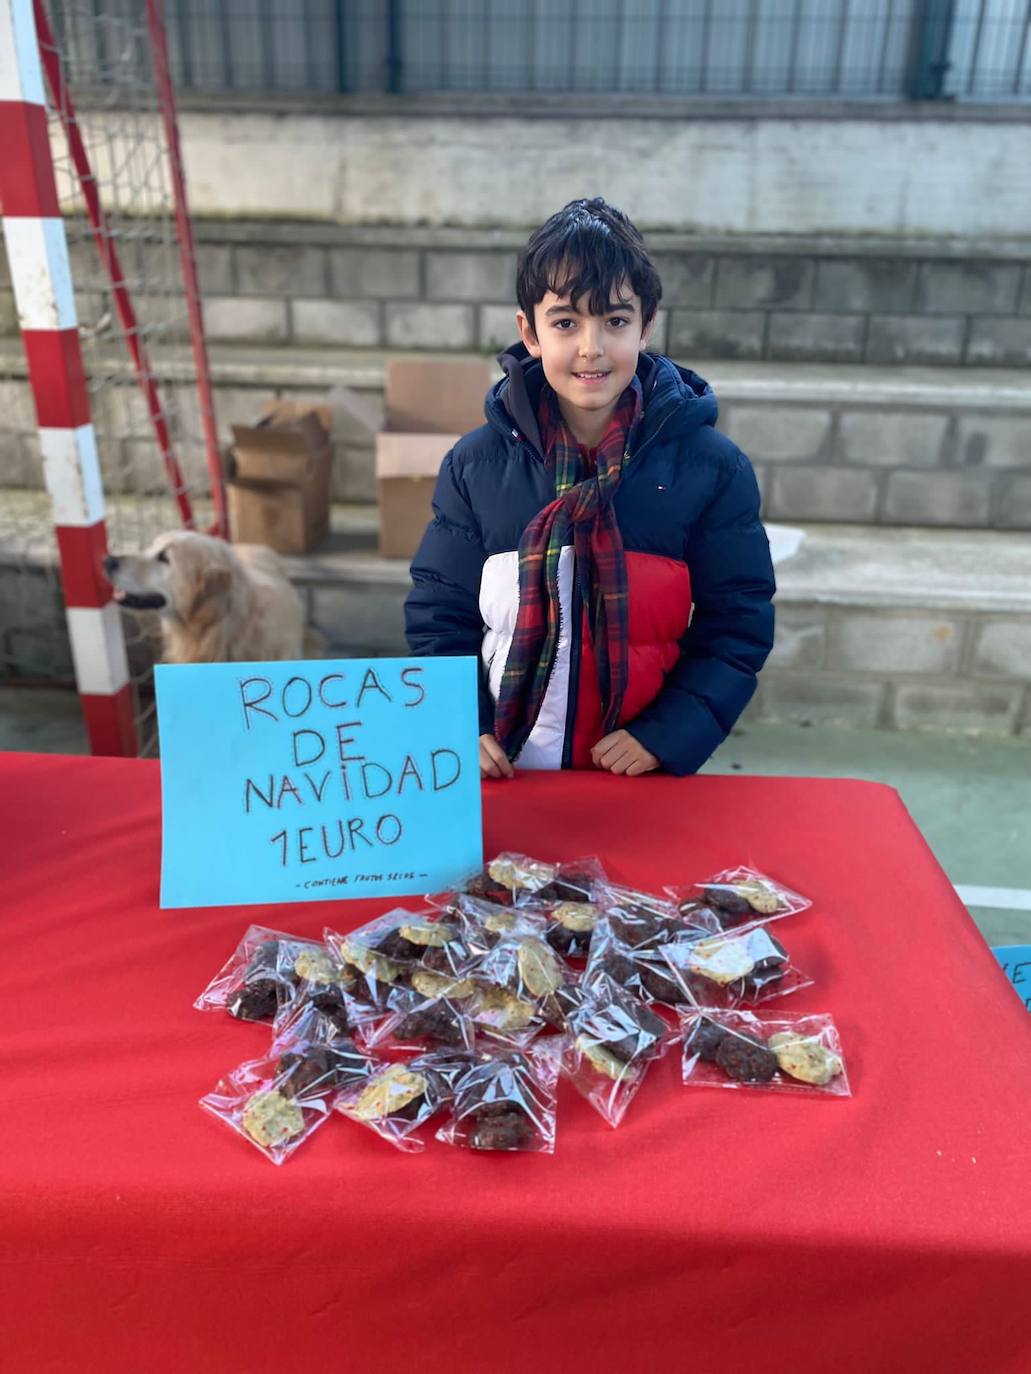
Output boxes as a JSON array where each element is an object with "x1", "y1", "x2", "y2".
[{"x1": 2, "y1": 752, "x2": 1030, "y2": 1373}]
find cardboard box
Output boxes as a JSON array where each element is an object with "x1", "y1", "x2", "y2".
[
  {"x1": 374, "y1": 358, "x2": 493, "y2": 559},
  {"x1": 227, "y1": 403, "x2": 332, "y2": 555}
]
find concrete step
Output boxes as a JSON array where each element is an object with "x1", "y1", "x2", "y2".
[{"x1": 2, "y1": 341, "x2": 1030, "y2": 527}]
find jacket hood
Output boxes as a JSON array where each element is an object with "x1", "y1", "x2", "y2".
[{"x1": 485, "y1": 340, "x2": 718, "y2": 457}]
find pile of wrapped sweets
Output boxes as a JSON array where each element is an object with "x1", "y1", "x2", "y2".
[{"x1": 196, "y1": 854, "x2": 850, "y2": 1163}]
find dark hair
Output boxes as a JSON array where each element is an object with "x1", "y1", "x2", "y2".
[{"x1": 516, "y1": 197, "x2": 662, "y2": 336}]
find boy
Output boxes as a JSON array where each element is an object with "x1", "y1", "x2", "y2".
[{"x1": 405, "y1": 198, "x2": 775, "y2": 780}]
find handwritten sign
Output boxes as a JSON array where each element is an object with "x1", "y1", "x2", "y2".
[
  {"x1": 155, "y1": 657, "x2": 482, "y2": 909},
  {"x1": 992, "y1": 945, "x2": 1031, "y2": 1013}
]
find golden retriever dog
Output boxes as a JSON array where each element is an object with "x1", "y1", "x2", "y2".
[{"x1": 103, "y1": 531, "x2": 307, "y2": 663}]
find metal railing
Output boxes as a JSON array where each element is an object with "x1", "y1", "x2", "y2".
[{"x1": 56, "y1": 1, "x2": 1031, "y2": 101}]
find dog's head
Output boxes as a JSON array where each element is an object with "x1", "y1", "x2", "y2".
[{"x1": 104, "y1": 532, "x2": 234, "y2": 623}]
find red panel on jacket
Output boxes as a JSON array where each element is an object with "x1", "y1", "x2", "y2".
[{"x1": 571, "y1": 551, "x2": 692, "y2": 767}]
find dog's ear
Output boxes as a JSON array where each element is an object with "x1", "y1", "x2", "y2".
[{"x1": 183, "y1": 565, "x2": 232, "y2": 622}]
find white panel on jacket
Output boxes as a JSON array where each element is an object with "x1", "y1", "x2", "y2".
[{"x1": 479, "y1": 546, "x2": 574, "y2": 771}]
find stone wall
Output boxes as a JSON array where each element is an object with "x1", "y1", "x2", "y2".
[
  {"x1": 6, "y1": 222, "x2": 1029, "y2": 367},
  {"x1": 39, "y1": 222, "x2": 1030, "y2": 368}
]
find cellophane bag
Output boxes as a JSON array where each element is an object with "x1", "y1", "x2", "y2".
[
  {"x1": 193, "y1": 924, "x2": 324, "y2": 1023},
  {"x1": 561, "y1": 973, "x2": 677, "y2": 1127},
  {"x1": 325, "y1": 908, "x2": 473, "y2": 1019},
  {"x1": 334, "y1": 1049, "x2": 477, "y2": 1153},
  {"x1": 670, "y1": 865, "x2": 811, "y2": 930},
  {"x1": 199, "y1": 1015, "x2": 376, "y2": 1164},
  {"x1": 357, "y1": 984, "x2": 478, "y2": 1054},
  {"x1": 428, "y1": 854, "x2": 607, "y2": 915},
  {"x1": 679, "y1": 1009, "x2": 850, "y2": 1096},
  {"x1": 584, "y1": 910, "x2": 711, "y2": 1008},
  {"x1": 467, "y1": 926, "x2": 580, "y2": 1046},
  {"x1": 661, "y1": 923, "x2": 813, "y2": 1008},
  {"x1": 435, "y1": 1044, "x2": 560, "y2": 1153},
  {"x1": 272, "y1": 941, "x2": 358, "y2": 1038},
  {"x1": 447, "y1": 893, "x2": 549, "y2": 952}
]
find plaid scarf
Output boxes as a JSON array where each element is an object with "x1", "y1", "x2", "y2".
[{"x1": 494, "y1": 377, "x2": 643, "y2": 758}]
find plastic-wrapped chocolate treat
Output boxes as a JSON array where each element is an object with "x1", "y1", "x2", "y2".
[
  {"x1": 703, "y1": 884, "x2": 752, "y2": 917},
  {"x1": 545, "y1": 902, "x2": 599, "y2": 957},
  {"x1": 715, "y1": 1030, "x2": 778, "y2": 1082},
  {"x1": 395, "y1": 1000, "x2": 467, "y2": 1047},
  {"x1": 678, "y1": 899, "x2": 730, "y2": 936},
  {"x1": 685, "y1": 1015, "x2": 728, "y2": 1063},
  {"x1": 744, "y1": 928, "x2": 789, "y2": 985},
  {"x1": 469, "y1": 1101, "x2": 535, "y2": 1151},
  {"x1": 638, "y1": 959, "x2": 691, "y2": 1005},
  {"x1": 277, "y1": 1042, "x2": 369, "y2": 1097},
  {"x1": 569, "y1": 978, "x2": 668, "y2": 1074},
  {"x1": 227, "y1": 976, "x2": 282, "y2": 1022},
  {"x1": 310, "y1": 985, "x2": 352, "y2": 1035},
  {"x1": 349, "y1": 1063, "x2": 436, "y2": 1123},
  {"x1": 226, "y1": 939, "x2": 297, "y2": 1021},
  {"x1": 540, "y1": 982, "x2": 584, "y2": 1031},
  {"x1": 453, "y1": 1057, "x2": 542, "y2": 1151},
  {"x1": 464, "y1": 869, "x2": 516, "y2": 905}
]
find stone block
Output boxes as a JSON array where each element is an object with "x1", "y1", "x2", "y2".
[
  {"x1": 113, "y1": 438, "x2": 170, "y2": 493},
  {"x1": 310, "y1": 582, "x2": 409, "y2": 656},
  {"x1": 0, "y1": 290, "x2": 17, "y2": 334},
  {"x1": 757, "y1": 672, "x2": 884, "y2": 728},
  {"x1": 813, "y1": 258, "x2": 918, "y2": 314},
  {"x1": 210, "y1": 384, "x2": 276, "y2": 432},
  {"x1": 970, "y1": 621, "x2": 1031, "y2": 682},
  {"x1": 646, "y1": 310, "x2": 669, "y2": 356},
  {"x1": 133, "y1": 239, "x2": 232, "y2": 296},
  {"x1": 883, "y1": 471, "x2": 991, "y2": 526},
  {"x1": 70, "y1": 291, "x2": 110, "y2": 335},
  {"x1": 329, "y1": 247, "x2": 421, "y2": 299},
  {"x1": 891, "y1": 682, "x2": 1023, "y2": 734},
  {"x1": 766, "y1": 466, "x2": 879, "y2": 523},
  {"x1": 866, "y1": 316, "x2": 964, "y2": 365},
  {"x1": 829, "y1": 610, "x2": 965, "y2": 675},
  {"x1": 835, "y1": 411, "x2": 948, "y2": 468},
  {"x1": 993, "y1": 475, "x2": 1031, "y2": 530},
  {"x1": 0, "y1": 568, "x2": 72, "y2": 679},
  {"x1": 767, "y1": 603, "x2": 827, "y2": 670},
  {"x1": 193, "y1": 242, "x2": 235, "y2": 296},
  {"x1": 0, "y1": 378, "x2": 40, "y2": 431},
  {"x1": 291, "y1": 299, "x2": 381, "y2": 347},
  {"x1": 668, "y1": 309, "x2": 764, "y2": 361},
  {"x1": 234, "y1": 243, "x2": 326, "y2": 297},
  {"x1": 917, "y1": 261, "x2": 1022, "y2": 316},
  {"x1": 768, "y1": 313, "x2": 865, "y2": 363},
  {"x1": 384, "y1": 303, "x2": 475, "y2": 350},
  {"x1": 723, "y1": 405, "x2": 831, "y2": 463},
  {"x1": 202, "y1": 296, "x2": 288, "y2": 343},
  {"x1": 956, "y1": 414, "x2": 1031, "y2": 469},
  {"x1": 328, "y1": 443, "x2": 377, "y2": 505},
  {"x1": 714, "y1": 257, "x2": 812, "y2": 310},
  {"x1": 426, "y1": 251, "x2": 515, "y2": 302},
  {"x1": 480, "y1": 304, "x2": 520, "y2": 352},
  {"x1": 1020, "y1": 267, "x2": 1031, "y2": 316},
  {"x1": 651, "y1": 253, "x2": 715, "y2": 308},
  {"x1": 0, "y1": 431, "x2": 43, "y2": 488},
  {"x1": 966, "y1": 317, "x2": 1031, "y2": 366}
]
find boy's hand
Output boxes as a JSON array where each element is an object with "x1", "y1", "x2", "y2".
[
  {"x1": 591, "y1": 730, "x2": 660, "y2": 776},
  {"x1": 480, "y1": 734, "x2": 515, "y2": 780}
]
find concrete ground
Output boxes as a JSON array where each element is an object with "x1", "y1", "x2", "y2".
[{"x1": 3, "y1": 683, "x2": 1029, "y2": 951}]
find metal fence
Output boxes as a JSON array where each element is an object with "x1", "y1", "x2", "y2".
[{"x1": 58, "y1": 1, "x2": 1031, "y2": 101}]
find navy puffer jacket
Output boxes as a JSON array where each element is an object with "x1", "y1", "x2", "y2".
[{"x1": 405, "y1": 344, "x2": 775, "y2": 775}]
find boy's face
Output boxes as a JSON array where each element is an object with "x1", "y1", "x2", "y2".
[{"x1": 516, "y1": 278, "x2": 653, "y2": 435}]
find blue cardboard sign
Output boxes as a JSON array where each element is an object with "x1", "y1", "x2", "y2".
[
  {"x1": 155, "y1": 657, "x2": 482, "y2": 909},
  {"x1": 992, "y1": 945, "x2": 1031, "y2": 1013}
]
